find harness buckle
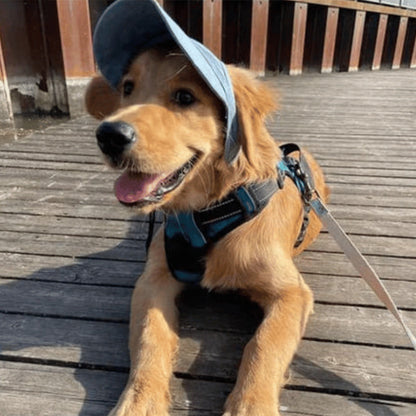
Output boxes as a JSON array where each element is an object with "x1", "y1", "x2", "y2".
[
  {"x1": 277, "y1": 168, "x2": 285, "y2": 189},
  {"x1": 294, "y1": 162, "x2": 314, "y2": 203}
]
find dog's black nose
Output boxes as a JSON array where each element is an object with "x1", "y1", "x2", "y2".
[{"x1": 96, "y1": 121, "x2": 137, "y2": 159}]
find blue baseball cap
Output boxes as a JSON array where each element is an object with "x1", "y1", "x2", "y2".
[{"x1": 93, "y1": 0, "x2": 240, "y2": 164}]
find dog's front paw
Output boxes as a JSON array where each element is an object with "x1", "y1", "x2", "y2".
[
  {"x1": 223, "y1": 393, "x2": 280, "y2": 416},
  {"x1": 108, "y1": 385, "x2": 170, "y2": 416}
]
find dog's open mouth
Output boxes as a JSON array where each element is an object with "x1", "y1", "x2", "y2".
[{"x1": 114, "y1": 155, "x2": 198, "y2": 206}]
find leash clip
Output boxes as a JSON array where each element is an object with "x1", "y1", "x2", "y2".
[{"x1": 293, "y1": 161, "x2": 315, "y2": 204}]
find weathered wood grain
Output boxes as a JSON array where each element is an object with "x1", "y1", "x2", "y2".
[
  {"x1": 0, "y1": 283, "x2": 414, "y2": 347},
  {"x1": 1, "y1": 224, "x2": 413, "y2": 263},
  {"x1": 297, "y1": 251, "x2": 416, "y2": 282},
  {"x1": 1, "y1": 181, "x2": 416, "y2": 212},
  {"x1": 0, "y1": 213, "x2": 150, "y2": 239},
  {"x1": 2, "y1": 361, "x2": 415, "y2": 416},
  {"x1": 0, "y1": 210, "x2": 415, "y2": 245},
  {"x1": 0, "y1": 252, "x2": 143, "y2": 286},
  {"x1": 1, "y1": 315, "x2": 415, "y2": 399}
]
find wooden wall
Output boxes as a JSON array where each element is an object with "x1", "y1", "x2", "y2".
[{"x1": 0, "y1": 0, "x2": 415, "y2": 121}]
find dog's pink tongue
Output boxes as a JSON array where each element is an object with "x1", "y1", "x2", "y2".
[{"x1": 114, "y1": 171, "x2": 163, "y2": 203}]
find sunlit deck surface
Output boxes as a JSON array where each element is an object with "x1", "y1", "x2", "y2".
[{"x1": 0, "y1": 70, "x2": 415, "y2": 416}]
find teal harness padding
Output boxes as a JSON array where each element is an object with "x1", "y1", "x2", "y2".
[
  {"x1": 164, "y1": 180, "x2": 280, "y2": 283},
  {"x1": 162, "y1": 143, "x2": 314, "y2": 284}
]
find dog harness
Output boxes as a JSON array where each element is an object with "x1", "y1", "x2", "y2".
[{"x1": 163, "y1": 143, "x2": 314, "y2": 283}]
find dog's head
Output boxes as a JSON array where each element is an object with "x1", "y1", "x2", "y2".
[
  {"x1": 85, "y1": 0, "x2": 278, "y2": 213},
  {"x1": 86, "y1": 49, "x2": 279, "y2": 213}
]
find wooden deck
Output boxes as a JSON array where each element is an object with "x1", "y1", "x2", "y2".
[{"x1": 0, "y1": 70, "x2": 415, "y2": 416}]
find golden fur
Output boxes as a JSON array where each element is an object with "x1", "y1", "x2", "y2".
[{"x1": 85, "y1": 48, "x2": 329, "y2": 416}]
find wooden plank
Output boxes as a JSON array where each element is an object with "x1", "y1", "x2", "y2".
[
  {"x1": 321, "y1": 165, "x2": 416, "y2": 179},
  {"x1": 320, "y1": 157, "x2": 416, "y2": 168},
  {"x1": 309, "y1": 232, "x2": 416, "y2": 259},
  {"x1": 0, "y1": 159, "x2": 407, "y2": 193},
  {"x1": 3, "y1": 152, "x2": 416, "y2": 181},
  {"x1": 330, "y1": 190, "x2": 416, "y2": 209},
  {"x1": 174, "y1": 333, "x2": 416, "y2": 399},
  {"x1": 0, "y1": 213, "x2": 148, "y2": 240},
  {"x1": 0, "y1": 231, "x2": 146, "y2": 263},
  {"x1": 349, "y1": 11, "x2": 366, "y2": 72},
  {"x1": 2, "y1": 161, "x2": 413, "y2": 197},
  {"x1": 6, "y1": 154, "x2": 412, "y2": 176},
  {"x1": 0, "y1": 360, "x2": 225, "y2": 416},
  {"x1": 321, "y1": 7, "x2": 339, "y2": 73},
  {"x1": 307, "y1": 276, "x2": 416, "y2": 310},
  {"x1": 1, "y1": 270, "x2": 415, "y2": 331},
  {"x1": 292, "y1": 341, "x2": 416, "y2": 399},
  {"x1": 0, "y1": 212, "x2": 415, "y2": 263},
  {"x1": 1, "y1": 303, "x2": 414, "y2": 366},
  {"x1": 2, "y1": 361, "x2": 414, "y2": 416},
  {"x1": 0, "y1": 143, "x2": 100, "y2": 157},
  {"x1": 56, "y1": 0, "x2": 95, "y2": 78},
  {"x1": 1, "y1": 196, "x2": 416, "y2": 229},
  {"x1": 0, "y1": 252, "x2": 142, "y2": 286},
  {"x1": 0, "y1": 157, "x2": 104, "y2": 172},
  {"x1": 1, "y1": 277, "x2": 415, "y2": 360},
  {"x1": 330, "y1": 205, "x2": 416, "y2": 223},
  {"x1": 10, "y1": 125, "x2": 416, "y2": 150},
  {"x1": 290, "y1": 2, "x2": 308, "y2": 75},
  {"x1": 0, "y1": 150, "x2": 101, "y2": 165},
  {"x1": 0, "y1": 188, "x2": 123, "y2": 207},
  {"x1": 0, "y1": 201, "x2": 143, "y2": 222},
  {"x1": 325, "y1": 173, "x2": 416, "y2": 187},
  {"x1": 392, "y1": 17, "x2": 409, "y2": 69},
  {"x1": 2, "y1": 302, "x2": 414, "y2": 401},
  {"x1": 1, "y1": 207, "x2": 415, "y2": 241},
  {"x1": 2, "y1": 244, "x2": 415, "y2": 296},
  {"x1": 203, "y1": 0, "x2": 222, "y2": 58},
  {"x1": 298, "y1": 251, "x2": 416, "y2": 283},
  {"x1": 249, "y1": 0, "x2": 270, "y2": 75},
  {"x1": 0, "y1": 279, "x2": 132, "y2": 322}
]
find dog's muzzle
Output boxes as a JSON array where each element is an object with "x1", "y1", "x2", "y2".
[{"x1": 96, "y1": 121, "x2": 136, "y2": 164}]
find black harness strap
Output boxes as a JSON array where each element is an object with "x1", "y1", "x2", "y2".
[
  {"x1": 164, "y1": 179, "x2": 280, "y2": 283},
  {"x1": 144, "y1": 143, "x2": 315, "y2": 281}
]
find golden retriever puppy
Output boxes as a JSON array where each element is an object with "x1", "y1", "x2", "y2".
[
  {"x1": 85, "y1": 1, "x2": 329, "y2": 415},
  {"x1": 86, "y1": 49, "x2": 328, "y2": 415}
]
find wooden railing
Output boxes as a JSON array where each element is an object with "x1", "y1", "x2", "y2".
[{"x1": 0, "y1": 0, "x2": 415, "y2": 122}]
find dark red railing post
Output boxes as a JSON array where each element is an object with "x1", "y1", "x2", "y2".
[
  {"x1": 203, "y1": 0, "x2": 223, "y2": 58},
  {"x1": 321, "y1": 7, "x2": 339, "y2": 73},
  {"x1": 349, "y1": 11, "x2": 366, "y2": 72},
  {"x1": 250, "y1": 0, "x2": 270, "y2": 75},
  {"x1": 290, "y1": 2, "x2": 308, "y2": 75},
  {"x1": 392, "y1": 16, "x2": 408, "y2": 69},
  {"x1": 372, "y1": 14, "x2": 388, "y2": 70},
  {"x1": 56, "y1": 0, "x2": 95, "y2": 115}
]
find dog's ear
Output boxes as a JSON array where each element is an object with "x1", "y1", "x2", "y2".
[
  {"x1": 228, "y1": 66, "x2": 278, "y2": 173},
  {"x1": 85, "y1": 76, "x2": 120, "y2": 120}
]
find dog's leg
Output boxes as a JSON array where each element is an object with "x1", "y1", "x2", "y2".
[
  {"x1": 109, "y1": 231, "x2": 183, "y2": 416},
  {"x1": 223, "y1": 268, "x2": 313, "y2": 416}
]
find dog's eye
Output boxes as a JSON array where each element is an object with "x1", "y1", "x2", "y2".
[
  {"x1": 173, "y1": 89, "x2": 195, "y2": 107},
  {"x1": 123, "y1": 80, "x2": 135, "y2": 97}
]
